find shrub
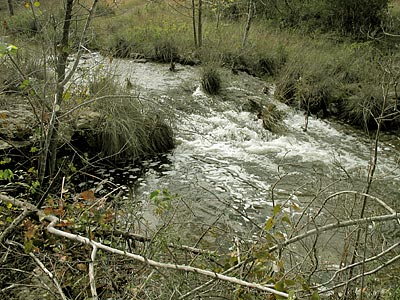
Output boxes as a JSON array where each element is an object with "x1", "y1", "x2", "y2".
[
  {"x1": 257, "y1": 0, "x2": 389, "y2": 37},
  {"x1": 153, "y1": 39, "x2": 178, "y2": 62},
  {"x1": 110, "y1": 36, "x2": 135, "y2": 58},
  {"x1": 201, "y1": 67, "x2": 221, "y2": 95}
]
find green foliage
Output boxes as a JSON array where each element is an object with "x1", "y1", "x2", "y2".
[
  {"x1": 0, "y1": 157, "x2": 13, "y2": 182},
  {"x1": 259, "y1": 0, "x2": 389, "y2": 37},
  {"x1": 201, "y1": 66, "x2": 221, "y2": 95},
  {"x1": 4, "y1": 11, "x2": 39, "y2": 37},
  {"x1": 150, "y1": 188, "x2": 176, "y2": 215}
]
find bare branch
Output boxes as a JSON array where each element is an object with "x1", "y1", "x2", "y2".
[
  {"x1": 6, "y1": 240, "x2": 68, "y2": 300},
  {"x1": 0, "y1": 194, "x2": 288, "y2": 298},
  {"x1": 268, "y1": 213, "x2": 399, "y2": 252},
  {"x1": 89, "y1": 246, "x2": 98, "y2": 300},
  {"x1": 0, "y1": 208, "x2": 30, "y2": 244}
]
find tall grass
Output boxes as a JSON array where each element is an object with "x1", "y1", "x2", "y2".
[
  {"x1": 85, "y1": 75, "x2": 174, "y2": 161},
  {"x1": 3, "y1": 0, "x2": 400, "y2": 130}
]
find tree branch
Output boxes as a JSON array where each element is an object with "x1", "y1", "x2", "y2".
[
  {"x1": 268, "y1": 213, "x2": 399, "y2": 252},
  {"x1": 0, "y1": 194, "x2": 288, "y2": 298}
]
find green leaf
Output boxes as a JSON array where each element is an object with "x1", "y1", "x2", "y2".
[
  {"x1": 63, "y1": 91, "x2": 71, "y2": 101},
  {"x1": 19, "y1": 79, "x2": 30, "y2": 90},
  {"x1": 288, "y1": 290, "x2": 296, "y2": 300},
  {"x1": 150, "y1": 190, "x2": 160, "y2": 200},
  {"x1": 265, "y1": 217, "x2": 274, "y2": 231},
  {"x1": 282, "y1": 214, "x2": 291, "y2": 225},
  {"x1": 7, "y1": 44, "x2": 18, "y2": 54},
  {"x1": 0, "y1": 44, "x2": 7, "y2": 57},
  {"x1": 274, "y1": 280, "x2": 285, "y2": 292},
  {"x1": 284, "y1": 279, "x2": 296, "y2": 287},
  {"x1": 311, "y1": 290, "x2": 320, "y2": 300},
  {"x1": 30, "y1": 146, "x2": 39, "y2": 153},
  {"x1": 34, "y1": 1, "x2": 41, "y2": 7},
  {"x1": 273, "y1": 204, "x2": 282, "y2": 215}
]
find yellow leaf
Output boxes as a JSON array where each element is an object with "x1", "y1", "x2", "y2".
[
  {"x1": 6, "y1": 202, "x2": 12, "y2": 209},
  {"x1": 265, "y1": 217, "x2": 274, "y2": 231},
  {"x1": 24, "y1": 2, "x2": 30, "y2": 8},
  {"x1": 34, "y1": 1, "x2": 40, "y2": 7}
]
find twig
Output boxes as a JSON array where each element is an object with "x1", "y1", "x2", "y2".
[
  {"x1": 0, "y1": 194, "x2": 288, "y2": 298},
  {"x1": 268, "y1": 213, "x2": 399, "y2": 252},
  {"x1": 89, "y1": 246, "x2": 98, "y2": 300},
  {"x1": 313, "y1": 241, "x2": 400, "y2": 289},
  {"x1": 318, "y1": 254, "x2": 400, "y2": 295},
  {"x1": 6, "y1": 240, "x2": 68, "y2": 300},
  {"x1": 0, "y1": 208, "x2": 30, "y2": 244}
]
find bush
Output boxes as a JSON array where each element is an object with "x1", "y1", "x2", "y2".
[
  {"x1": 201, "y1": 67, "x2": 221, "y2": 95},
  {"x1": 110, "y1": 36, "x2": 136, "y2": 58},
  {"x1": 258, "y1": 0, "x2": 389, "y2": 37},
  {"x1": 153, "y1": 39, "x2": 178, "y2": 62}
]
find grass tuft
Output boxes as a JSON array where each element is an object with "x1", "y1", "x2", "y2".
[
  {"x1": 81, "y1": 74, "x2": 174, "y2": 161},
  {"x1": 201, "y1": 67, "x2": 221, "y2": 95}
]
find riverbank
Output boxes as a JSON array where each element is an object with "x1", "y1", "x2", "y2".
[{"x1": 1, "y1": 1, "x2": 400, "y2": 131}]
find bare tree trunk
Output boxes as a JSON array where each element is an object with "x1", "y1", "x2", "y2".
[
  {"x1": 242, "y1": 0, "x2": 254, "y2": 48},
  {"x1": 192, "y1": 0, "x2": 198, "y2": 48},
  {"x1": 216, "y1": 0, "x2": 221, "y2": 30},
  {"x1": 38, "y1": 0, "x2": 98, "y2": 187},
  {"x1": 7, "y1": 0, "x2": 14, "y2": 16},
  {"x1": 198, "y1": 0, "x2": 203, "y2": 47},
  {"x1": 47, "y1": 0, "x2": 75, "y2": 178}
]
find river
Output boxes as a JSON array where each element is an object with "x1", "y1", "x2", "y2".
[{"x1": 76, "y1": 54, "x2": 400, "y2": 244}]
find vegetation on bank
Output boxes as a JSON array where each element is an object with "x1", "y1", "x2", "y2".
[
  {"x1": 0, "y1": 1, "x2": 400, "y2": 299},
  {"x1": 3, "y1": 0, "x2": 399, "y2": 130}
]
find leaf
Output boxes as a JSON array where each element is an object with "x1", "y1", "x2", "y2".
[
  {"x1": 43, "y1": 207, "x2": 54, "y2": 215},
  {"x1": 273, "y1": 204, "x2": 282, "y2": 215},
  {"x1": 76, "y1": 263, "x2": 87, "y2": 271},
  {"x1": 34, "y1": 1, "x2": 40, "y2": 7},
  {"x1": 284, "y1": 279, "x2": 296, "y2": 287},
  {"x1": 288, "y1": 290, "x2": 296, "y2": 300},
  {"x1": 282, "y1": 214, "x2": 291, "y2": 225},
  {"x1": 264, "y1": 217, "x2": 274, "y2": 231},
  {"x1": 0, "y1": 112, "x2": 7, "y2": 119},
  {"x1": 150, "y1": 190, "x2": 160, "y2": 200},
  {"x1": 30, "y1": 147, "x2": 39, "y2": 153},
  {"x1": 24, "y1": 239, "x2": 34, "y2": 253},
  {"x1": 274, "y1": 280, "x2": 285, "y2": 292},
  {"x1": 311, "y1": 290, "x2": 320, "y2": 300},
  {"x1": 80, "y1": 190, "x2": 96, "y2": 201},
  {"x1": 6, "y1": 202, "x2": 12, "y2": 209},
  {"x1": 63, "y1": 91, "x2": 71, "y2": 101}
]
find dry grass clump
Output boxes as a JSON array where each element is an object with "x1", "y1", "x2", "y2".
[
  {"x1": 260, "y1": 103, "x2": 286, "y2": 133},
  {"x1": 81, "y1": 75, "x2": 174, "y2": 161},
  {"x1": 201, "y1": 67, "x2": 221, "y2": 95}
]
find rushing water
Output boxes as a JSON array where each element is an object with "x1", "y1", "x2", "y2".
[{"x1": 77, "y1": 54, "x2": 400, "y2": 240}]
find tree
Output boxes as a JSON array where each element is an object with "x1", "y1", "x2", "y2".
[{"x1": 7, "y1": 0, "x2": 14, "y2": 16}]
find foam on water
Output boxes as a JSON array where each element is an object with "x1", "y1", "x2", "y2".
[{"x1": 76, "y1": 55, "x2": 400, "y2": 232}]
